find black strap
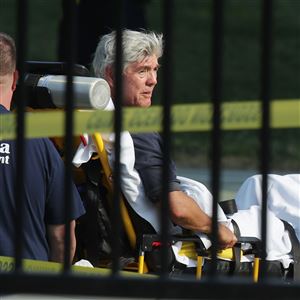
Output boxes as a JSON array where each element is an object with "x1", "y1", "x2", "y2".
[
  {"x1": 281, "y1": 219, "x2": 300, "y2": 281},
  {"x1": 231, "y1": 219, "x2": 242, "y2": 273},
  {"x1": 219, "y1": 199, "x2": 238, "y2": 215}
]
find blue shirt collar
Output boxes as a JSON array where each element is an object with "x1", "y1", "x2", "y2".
[{"x1": 0, "y1": 104, "x2": 9, "y2": 113}]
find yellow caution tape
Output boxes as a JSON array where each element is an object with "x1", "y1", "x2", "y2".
[
  {"x1": 0, "y1": 99, "x2": 299, "y2": 140},
  {"x1": 0, "y1": 255, "x2": 153, "y2": 277},
  {"x1": 0, "y1": 255, "x2": 61, "y2": 273}
]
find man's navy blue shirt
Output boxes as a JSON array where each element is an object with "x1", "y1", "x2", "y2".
[
  {"x1": 131, "y1": 132, "x2": 181, "y2": 203},
  {"x1": 0, "y1": 105, "x2": 85, "y2": 261}
]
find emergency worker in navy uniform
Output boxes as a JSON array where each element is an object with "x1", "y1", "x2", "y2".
[
  {"x1": 91, "y1": 30, "x2": 237, "y2": 270},
  {"x1": 0, "y1": 32, "x2": 85, "y2": 263}
]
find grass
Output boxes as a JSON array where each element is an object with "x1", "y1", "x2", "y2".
[{"x1": 0, "y1": 0, "x2": 299, "y2": 171}]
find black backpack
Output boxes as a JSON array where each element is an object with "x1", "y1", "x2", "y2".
[{"x1": 75, "y1": 158, "x2": 134, "y2": 267}]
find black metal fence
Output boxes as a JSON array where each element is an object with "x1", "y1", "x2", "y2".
[{"x1": 0, "y1": 0, "x2": 299, "y2": 299}]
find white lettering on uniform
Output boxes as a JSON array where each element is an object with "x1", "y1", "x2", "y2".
[
  {"x1": 0, "y1": 143, "x2": 10, "y2": 164},
  {"x1": 0, "y1": 143, "x2": 10, "y2": 154},
  {"x1": 0, "y1": 156, "x2": 9, "y2": 164}
]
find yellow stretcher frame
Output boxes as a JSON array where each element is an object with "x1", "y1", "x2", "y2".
[
  {"x1": 92, "y1": 132, "x2": 148, "y2": 273},
  {"x1": 89, "y1": 132, "x2": 262, "y2": 280}
]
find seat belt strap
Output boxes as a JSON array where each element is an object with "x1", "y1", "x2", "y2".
[
  {"x1": 231, "y1": 219, "x2": 242, "y2": 273},
  {"x1": 281, "y1": 220, "x2": 300, "y2": 281}
]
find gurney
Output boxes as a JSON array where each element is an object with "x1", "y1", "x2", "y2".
[{"x1": 73, "y1": 132, "x2": 300, "y2": 282}]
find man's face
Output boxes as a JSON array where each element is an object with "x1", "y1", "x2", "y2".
[
  {"x1": 0, "y1": 70, "x2": 18, "y2": 110},
  {"x1": 122, "y1": 55, "x2": 159, "y2": 107}
]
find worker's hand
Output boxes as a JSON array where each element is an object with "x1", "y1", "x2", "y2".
[{"x1": 217, "y1": 223, "x2": 237, "y2": 249}]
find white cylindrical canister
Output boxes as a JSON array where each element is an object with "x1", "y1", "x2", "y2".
[{"x1": 37, "y1": 75, "x2": 111, "y2": 110}]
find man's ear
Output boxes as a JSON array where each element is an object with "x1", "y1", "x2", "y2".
[
  {"x1": 104, "y1": 66, "x2": 114, "y2": 89},
  {"x1": 12, "y1": 70, "x2": 19, "y2": 92}
]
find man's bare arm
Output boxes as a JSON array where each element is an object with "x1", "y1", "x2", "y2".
[
  {"x1": 47, "y1": 220, "x2": 77, "y2": 263},
  {"x1": 168, "y1": 191, "x2": 237, "y2": 249}
]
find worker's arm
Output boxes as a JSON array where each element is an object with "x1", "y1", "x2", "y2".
[
  {"x1": 168, "y1": 190, "x2": 237, "y2": 249},
  {"x1": 47, "y1": 220, "x2": 77, "y2": 263}
]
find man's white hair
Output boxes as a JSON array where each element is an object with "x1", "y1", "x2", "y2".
[{"x1": 92, "y1": 29, "x2": 163, "y2": 78}]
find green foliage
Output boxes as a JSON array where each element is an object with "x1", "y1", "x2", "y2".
[
  {"x1": 0, "y1": 0, "x2": 61, "y2": 61},
  {"x1": 147, "y1": 0, "x2": 300, "y2": 103}
]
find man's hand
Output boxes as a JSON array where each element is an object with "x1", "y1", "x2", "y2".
[
  {"x1": 218, "y1": 223, "x2": 237, "y2": 249},
  {"x1": 168, "y1": 191, "x2": 237, "y2": 249}
]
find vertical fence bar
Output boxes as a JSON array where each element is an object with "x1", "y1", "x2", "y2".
[
  {"x1": 14, "y1": 0, "x2": 28, "y2": 271},
  {"x1": 63, "y1": 0, "x2": 77, "y2": 272},
  {"x1": 161, "y1": 0, "x2": 174, "y2": 277},
  {"x1": 209, "y1": 0, "x2": 224, "y2": 276},
  {"x1": 111, "y1": 0, "x2": 124, "y2": 275},
  {"x1": 259, "y1": 0, "x2": 273, "y2": 280}
]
